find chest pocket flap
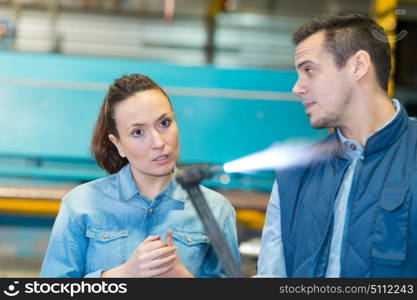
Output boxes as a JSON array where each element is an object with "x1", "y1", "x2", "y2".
[
  {"x1": 379, "y1": 186, "x2": 408, "y2": 212},
  {"x1": 86, "y1": 228, "x2": 128, "y2": 242},
  {"x1": 371, "y1": 185, "x2": 410, "y2": 263},
  {"x1": 172, "y1": 230, "x2": 210, "y2": 246}
]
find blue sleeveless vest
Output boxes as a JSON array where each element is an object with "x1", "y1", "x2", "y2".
[{"x1": 276, "y1": 105, "x2": 417, "y2": 277}]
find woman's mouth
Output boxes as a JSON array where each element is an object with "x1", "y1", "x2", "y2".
[{"x1": 153, "y1": 154, "x2": 169, "y2": 165}]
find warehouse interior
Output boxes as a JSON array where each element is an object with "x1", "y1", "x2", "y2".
[{"x1": 1, "y1": 0, "x2": 417, "y2": 277}]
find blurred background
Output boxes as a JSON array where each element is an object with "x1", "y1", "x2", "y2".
[{"x1": 0, "y1": 0, "x2": 416, "y2": 277}]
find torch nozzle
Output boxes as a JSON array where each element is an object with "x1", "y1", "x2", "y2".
[{"x1": 176, "y1": 163, "x2": 223, "y2": 187}]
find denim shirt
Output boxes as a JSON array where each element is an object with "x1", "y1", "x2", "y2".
[{"x1": 40, "y1": 164, "x2": 240, "y2": 278}]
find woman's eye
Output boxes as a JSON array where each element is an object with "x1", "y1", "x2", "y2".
[
  {"x1": 132, "y1": 129, "x2": 143, "y2": 137},
  {"x1": 160, "y1": 119, "x2": 171, "y2": 128}
]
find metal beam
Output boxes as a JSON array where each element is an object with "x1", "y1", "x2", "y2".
[{"x1": 0, "y1": 198, "x2": 60, "y2": 216}]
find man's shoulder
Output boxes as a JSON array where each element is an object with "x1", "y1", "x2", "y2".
[
  {"x1": 405, "y1": 116, "x2": 417, "y2": 139},
  {"x1": 408, "y1": 116, "x2": 417, "y2": 124}
]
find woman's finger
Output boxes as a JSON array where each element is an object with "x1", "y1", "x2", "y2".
[{"x1": 147, "y1": 246, "x2": 176, "y2": 260}]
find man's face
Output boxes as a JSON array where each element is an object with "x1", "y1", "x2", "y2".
[{"x1": 292, "y1": 31, "x2": 353, "y2": 129}]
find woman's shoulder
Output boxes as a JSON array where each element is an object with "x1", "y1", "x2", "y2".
[
  {"x1": 62, "y1": 174, "x2": 118, "y2": 205},
  {"x1": 198, "y1": 185, "x2": 235, "y2": 212}
]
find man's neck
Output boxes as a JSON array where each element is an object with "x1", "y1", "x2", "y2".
[{"x1": 338, "y1": 92, "x2": 396, "y2": 147}]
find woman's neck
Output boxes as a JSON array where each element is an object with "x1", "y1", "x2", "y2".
[{"x1": 131, "y1": 167, "x2": 173, "y2": 201}]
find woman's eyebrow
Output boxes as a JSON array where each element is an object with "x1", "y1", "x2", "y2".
[
  {"x1": 128, "y1": 113, "x2": 174, "y2": 128},
  {"x1": 157, "y1": 112, "x2": 174, "y2": 121}
]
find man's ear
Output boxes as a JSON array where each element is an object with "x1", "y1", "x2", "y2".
[
  {"x1": 350, "y1": 50, "x2": 371, "y2": 83},
  {"x1": 108, "y1": 134, "x2": 126, "y2": 158}
]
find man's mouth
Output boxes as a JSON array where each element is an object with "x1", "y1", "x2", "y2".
[
  {"x1": 303, "y1": 101, "x2": 316, "y2": 114},
  {"x1": 303, "y1": 101, "x2": 316, "y2": 108}
]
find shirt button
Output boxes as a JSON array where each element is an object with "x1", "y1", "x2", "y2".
[
  {"x1": 186, "y1": 237, "x2": 192, "y2": 243},
  {"x1": 103, "y1": 233, "x2": 109, "y2": 240},
  {"x1": 148, "y1": 208, "x2": 153, "y2": 214},
  {"x1": 350, "y1": 144, "x2": 357, "y2": 151}
]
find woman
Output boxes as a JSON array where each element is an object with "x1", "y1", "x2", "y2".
[{"x1": 40, "y1": 74, "x2": 240, "y2": 277}]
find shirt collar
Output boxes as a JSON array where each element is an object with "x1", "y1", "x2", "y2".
[
  {"x1": 117, "y1": 163, "x2": 186, "y2": 203},
  {"x1": 161, "y1": 167, "x2": 187, "y2": 203},
  {"x1": 336, "y1": 99, "x2": 403, "y2": 159},
  {"x1": 117, "y1": 163, "x2": 139, "y2": 202}
]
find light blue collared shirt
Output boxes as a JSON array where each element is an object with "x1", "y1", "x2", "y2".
[
  {"x1": 40, "y1": 164, "x2": 240, "y2": 278},
  {"x1": 256, "y1": 99, "x2": 400, "y2": 277}
]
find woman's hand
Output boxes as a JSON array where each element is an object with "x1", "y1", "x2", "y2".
[
  {"x1": 102, "y1": 235, "x2": 176, "y2": 278},
  {"x1": 153, "y1": 229, "x2": 193, "y2": 278}
]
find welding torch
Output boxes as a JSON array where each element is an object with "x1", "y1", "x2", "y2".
[{"x1": 176, "y1": 163, "x2": 242, "y2": 278}]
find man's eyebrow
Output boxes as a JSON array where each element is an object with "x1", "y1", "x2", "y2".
[{"x1": 296, "y1": 60, "x2": 314, "y2": 70}]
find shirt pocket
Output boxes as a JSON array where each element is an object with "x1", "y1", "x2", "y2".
[
  {"x1": 172, "y1": 230, "x2": 210, "y2": 276},
  {"x1": 371, "y1": 185, "x2": 410, "y2": 268},
  {"x1": 85, "y1": 228, "x2": 129, "y2": 273}
]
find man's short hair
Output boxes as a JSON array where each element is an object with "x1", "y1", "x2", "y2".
[{"x1": 292, "y1": 13, "x2": 391, "y2": 91}]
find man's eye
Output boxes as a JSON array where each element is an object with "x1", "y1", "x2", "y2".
[
  {"x1": 160, "y1": 119, "x2": 171, "y2": 128},
  {"x1": 132, "y1": 129, "x2": 143, "y2": 137}
]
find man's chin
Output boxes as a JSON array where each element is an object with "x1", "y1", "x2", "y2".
[
  {"x1": 311, "y1": 123, "x2": 326, "y2": 129},
  {"x1": 310, "y1": 118, "x2": 320, "y2": 129},
  {"x1": 310, "y1": 116, "x2": 334, "y2": 129}
]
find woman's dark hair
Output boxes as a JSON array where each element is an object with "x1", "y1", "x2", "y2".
[
  {"x1": 292, "y1": 13, "x2": 391, "y2": 91},
  {"x1": 91, "y1": 73, "x2": 171, "y2": 174}
]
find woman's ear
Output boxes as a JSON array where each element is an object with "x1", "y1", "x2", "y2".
[{"x1": 108, "y1": 134, "x2": 126, "y2": 158}]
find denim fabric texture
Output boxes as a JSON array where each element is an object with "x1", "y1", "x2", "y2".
[{"x1": 40, "y1": 164, "x2": 240, "y2": 278}]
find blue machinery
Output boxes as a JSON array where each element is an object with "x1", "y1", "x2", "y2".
[{"x1": 0, "y1": 51, "x2": 326, "y2": 226}]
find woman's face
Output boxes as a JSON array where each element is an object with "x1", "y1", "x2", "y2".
[{"x1": 109, "y1": 89, "x2": 179, "y2": 179}]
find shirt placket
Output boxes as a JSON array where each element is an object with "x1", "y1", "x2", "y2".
[{"x1": 143, "y1": 195, "x2": 164, "y2": 238}]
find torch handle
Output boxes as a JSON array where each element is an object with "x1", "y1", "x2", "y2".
[{"x1": 183, "y1": 184, "x2": 242, "y2": 278}]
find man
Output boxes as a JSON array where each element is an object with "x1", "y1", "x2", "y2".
[{"x1": 257, "y1": 13, "x2": 417, "y2": 277}]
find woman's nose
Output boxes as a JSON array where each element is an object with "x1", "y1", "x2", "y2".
[{"x1": 150, "y1": 130, "x2": 164, "y2": 149}]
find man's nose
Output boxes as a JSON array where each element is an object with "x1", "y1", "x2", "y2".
[{"x1": 292, "y1": 79, "x2": 306, "y2": 96}]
